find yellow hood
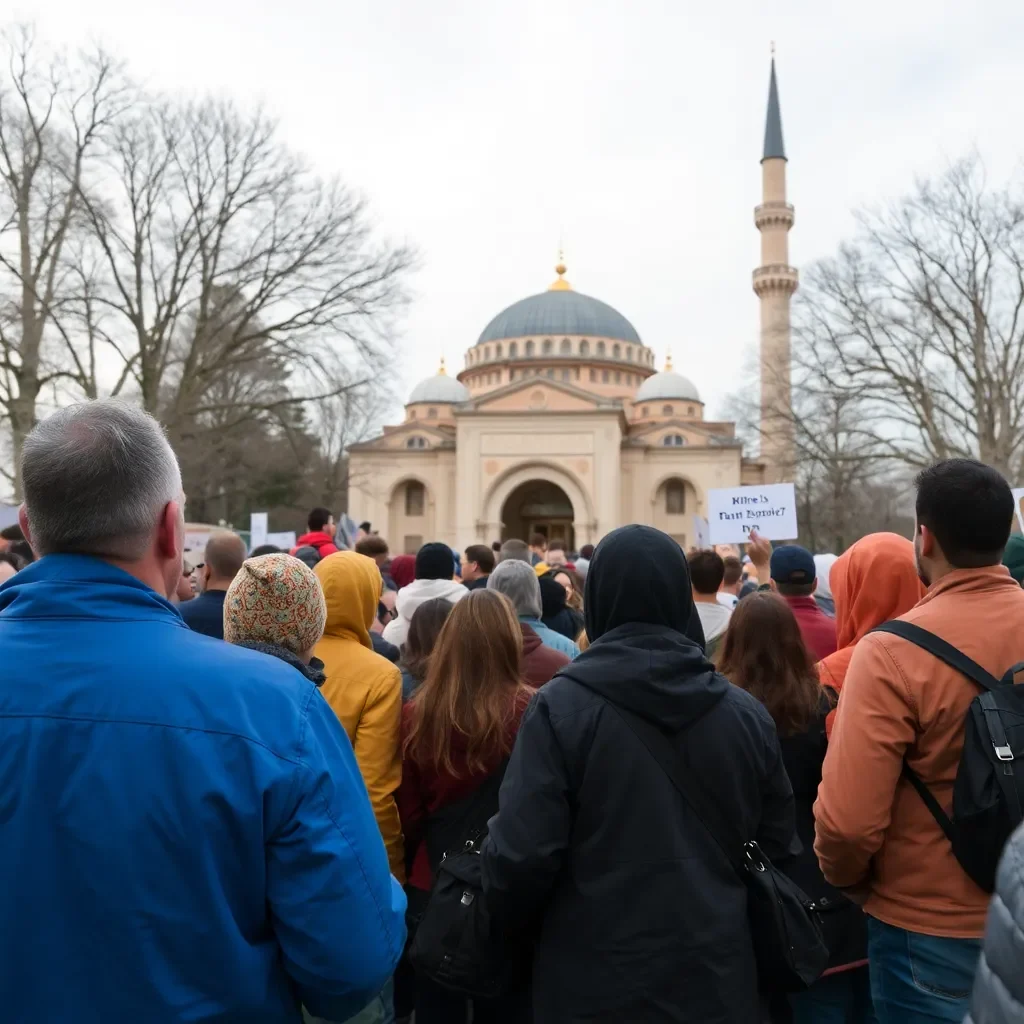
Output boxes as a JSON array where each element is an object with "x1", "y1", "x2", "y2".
[{"x1": 314, "y1": 551, "x2": 381, "y2": 649}]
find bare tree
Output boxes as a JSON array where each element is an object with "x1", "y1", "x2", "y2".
[
  {"x1": 79, "y1": 98, "x2": 412, "y2": 440},
  {"x1": 0, "y1": 27, "x2": 126, "y2": 494},
  {"x1": 796, "y1": 155, "x2": 1024, "y2": 480}
]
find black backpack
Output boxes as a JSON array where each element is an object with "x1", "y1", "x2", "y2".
[
  {"x1": 873, "y1": 620, "x2": 1024, "y2": 892},
  {"x1": 408, "y1": 760, "x2": 526, "y2": 999}
]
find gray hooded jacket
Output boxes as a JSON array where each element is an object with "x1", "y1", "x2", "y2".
[{"x1": 965, "y1": 822, "x2": 1024, "y2": 1024}]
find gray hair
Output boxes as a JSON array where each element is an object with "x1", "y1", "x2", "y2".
[
  {"x1": 21, "y1": 399, "x2": 182, "y2": 560},
  {"x1": 498, "y1": 538, "x2": 531, "y2": 563},
  {"x1": 487, "y1": 559, "x2": 542, "y2": 618}
]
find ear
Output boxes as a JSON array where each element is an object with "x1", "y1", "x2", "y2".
[
  {"x1": 17, "y1": 505, "x2": 33, "y2": 551},
  {"x1": 768, "y1": 579, "x2": 778, "y2": 592},
  {"x1": 918, "y1": 524, "x2": 938, "y2": 559},
  {"x1": 157, "y1": 500, "x2": 183, "y2": 562}
]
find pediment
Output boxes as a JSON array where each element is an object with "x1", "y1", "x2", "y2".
[
  {"x1": 349, "y1": 421, "x2": 454, "y2": 451},
  {"x1": 627, "y1": 418, "x2": 736, "y2": 448},
  {"x1": 463, "y1": 377, "x2": 618, "y2": 414}
]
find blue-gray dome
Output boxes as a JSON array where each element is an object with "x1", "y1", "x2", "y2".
[
  {"x1": 477, "y1": 288, "x2": 641, "y2": 345},
  {"x1": 635, "y1": 370, "x2": 701, "y2": 404},
  {"x1": 408, "y1": 373, "x2": 470, "y2": 405}
]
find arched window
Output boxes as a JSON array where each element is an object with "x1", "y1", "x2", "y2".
[
  {"x1": 662, "y1": 434, "x2": 685, "y2": 447},
  {"x1": 687, "y1": 405, "x2": 695, "y2": 416},
  {"x1": 597, "y1": 340, "x2": 606, "y2": 357},
  {"x1": 580, "y1": 339, "x2": 590, "y2": 355},
  {"x1": 509, "y1": 369, "x2": 516, "y2": 381},
  {"x1": 525, "y1": 340, "x2": 535, "y2": 357},
  {"x1": 405, "y1": 436, "x2": 428, "y2": 449},
  {"x1": 602, "y1": 369, "x2": 609, "y2": 383},
  {"x1": 560, "y1": 338, "x2": 571, "y2": 354},
  {"x1": 662, "y1": 404, "x2": 673, "y2": 416},
  {"x1": 574, "y1": 367, "x2": 580, "y2": 380},
  {"x1": 405, "y1": 481, "x2": 426, "y2": 515},
  {"x1": 615, "y1": 370, "x2": 622, "y2": 384},
  {"x1": 484, "y1": 346, "x2": 491, "y2": 360},
  {"x1": 509, "y1": 341, "x2": 518, "y2": 358},
  {"x1": 665, "y1": 480, "x2": 686, "y2": 514},
  {"x1": 613, "y1": 343, "x2": 621, "y2": 359},
  {"x1": 561, "y1": 368, "x2": 570, "y2": 381},
  {"x1": 543, "y1": 339, "x2": 553, "y2": 354},
  {"x1": 409, "y1": 409, "x2": 417, "y2": 419},
  {"x1": 546, "y1": 368, "x2": 555, "y2": 379},
  {"x1": 643, "y1": 405, "x2": 649, "y2": 417},
  {"x1": 496, "y1": 343, "x2": 503, "y2": 358},
  {"x1": 589, "y1": 368, "x2": 597, "y2": 382},
  {"x1": 626, "y1": 346, "x2": 633, "y2": 361},
  {"x1": 428, "y1": 407, "x2": 438, "y2": 418}
]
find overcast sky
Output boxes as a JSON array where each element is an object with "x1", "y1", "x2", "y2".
[{"x1": 22, "y1": 0, "x2": 1024, "y2": 420}]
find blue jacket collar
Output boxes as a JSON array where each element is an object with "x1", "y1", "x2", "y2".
[{"x1": 0, "y1": 553, "x2": 185, "y2": 626}]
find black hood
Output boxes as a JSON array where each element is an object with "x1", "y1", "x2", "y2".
[
  {"x1": 538, "y1": 574, "x2": 567, "y2": 618},
  {"x1": 560, "y1": 525, "x2": 727, "y2": 730}
]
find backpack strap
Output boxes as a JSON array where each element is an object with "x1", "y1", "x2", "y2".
[
  {"x1": 869, "y1": 620, "x2": 999, "y2": 843},
  {"x1": 871, "y1": 621, "x2": 1002, "y2": 692}
]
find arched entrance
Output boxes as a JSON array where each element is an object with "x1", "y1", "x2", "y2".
[{"x1": 501, "y1": 480, "x2": 575, "y2": 549}]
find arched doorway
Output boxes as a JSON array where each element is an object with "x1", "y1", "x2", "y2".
[{"x1": 501, "y1": 479, "x2": 575, "y2": 549}]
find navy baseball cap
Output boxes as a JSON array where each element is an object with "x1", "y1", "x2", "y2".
[{"x1": 770, "y1": 544, "x2": 816, "y2": 585}]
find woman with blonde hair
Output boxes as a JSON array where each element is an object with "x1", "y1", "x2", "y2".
[{"x1": 397, "y1": 588, "x2": 534, "y2": 1024}]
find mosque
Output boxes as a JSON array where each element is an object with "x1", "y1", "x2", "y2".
[{"x1": 348, "y1": 59, "x2": 797, "y2": 554}]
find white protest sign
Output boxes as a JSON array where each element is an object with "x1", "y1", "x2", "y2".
[
  {"x1": 1013, "y1": 489, "x2": 1024, "y2": 534},
  {"x1": 249, "y1": 512, "x2": 269, "y2": 551},
  {"x1": 692, "y1": 515, "x2": 710, "y2": 550},
  {"x1": 707, "y1": 483, "x2": 798, "y2": 544},
  {"x1": 183, "y1": 529, "x2": 213, "y2": 554},
  {"x1": 266, "y1": 530, "x2": 297, "y2": 550},
  {"x1": 0, "y1": 503, "x2": 19, "y2": 530}
]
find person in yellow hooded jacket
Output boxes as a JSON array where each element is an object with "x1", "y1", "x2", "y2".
[{"x1": 315, "y1": 551, "x2": 405, "y2": 882}]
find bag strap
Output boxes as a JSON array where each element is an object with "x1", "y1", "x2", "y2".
[
  {"x1": 607, "y1": 701, "x2": 746, "y2": 875},
  {"x1": 871, "y1": 620, "x2": 1002, "y2": 692},
  {"x1": 424, "y1": 757, "x2": 510, "y2": 867}
]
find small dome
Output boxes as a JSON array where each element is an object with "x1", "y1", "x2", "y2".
[
  {"x1": 635, "y1": 370, "x2": 701, "y2": 404},
  {"x1": 408, "y1": 372, "x2": 470, "y2": 405}
]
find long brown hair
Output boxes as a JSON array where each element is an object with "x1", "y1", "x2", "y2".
[
  {"x1": 552, "y1": 566, "x2": 584, "y2": 613},
  {"x1": 718, "y1": 592, "x2": 826, "y2": 737},
  {"x1": 401, "y1": 597, "x2": 455, "y2": 685},
  {"x1": 404, "y1": 589, "x2": 531, "y2": 777}
]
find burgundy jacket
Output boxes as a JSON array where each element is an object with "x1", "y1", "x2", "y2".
[
  {"x1": 522, "y1": 622, "x2": 570, "y2": 687},
  {"x1": 785, "y1": 595, "x2": 838, "y2": 662}
]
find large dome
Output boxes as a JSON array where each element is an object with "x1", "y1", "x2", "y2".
[
  {"x1": 635, "y1": 369, "x2": 701, "y2": 404},
  {"x1": 408, "y1": 371, "x2": 470, "y2": 405},
  {"x1": 477, "y1": 288, "x2": 641, "y2": 345}
]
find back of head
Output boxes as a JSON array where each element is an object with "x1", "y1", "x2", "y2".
[
  {"x1": 488, "y1": 558, "x2": 542, "y2": 618},
  {"x1": 688, "y1": 549, "x2": 725, "y2": 596},
  {"x1": 21, "y1": 399, "x2": 181, "y2": 562},
  {"x1": 415, "y1": 541, "x2": 454, "y2": 581},
  {"x1": 307, "y1": 506, "x2": 332, "y2": 533},
  {"x1": 722, "y1": 555, "x2": 742, "y2": 587},
  {"x1": 830, "y1": 532, "x2": 925, "y2": 650},
  {"x1": 498, "y1": 538, "x2": 531, "y2": 563},
  {"x1": 539, "y1": 574, "x2": 567, "y2": 617},
  {"x1": 224, "y1": 553, "x2": 327, "y2": 656},
  {"x1": 915, "y1": 458, "x2": 1014, "y2": 568},
  {"x1": 355, "y1": 535, "x2": 389, "y2": 560},
  {"x1": 403, "y1": 597, "x2": 456, "y2": 681},
  {"x1": 314, "y1": 550, "x2": 382, "y2": 640},
  {"x1": 586, "y1": 525, "x2": 703, "y2": 645},
  {"x1": 529, "y1": 532, "x2": 547, "y2": 551},
  {"x1": 389, "y1": 554, "x2": 416, "y2": 589},
  {"x1": 405, "y1": 589, "x2": 524, "y2": 775},
  {"x1": 249, "y1": 544, "x2": 282, "y2": 558},
  {"x1": 770, "y1": 544, "x2": 817, "y2": 598},
  {"x1": 204, "y1": 531, "x2": 247, "y2": 584},
  {"x1": 464, "y1": 543, "x2": 495, "y2": 575},
  {"x1": 579, "y1": 543, "x2": 595, "y2": 560},
  {"x1": 718, "y1": 592, "x2": 822, "y2": 737}
]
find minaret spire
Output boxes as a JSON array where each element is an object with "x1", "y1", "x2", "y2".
[{"x1": 753, "y1": 52, "x2": 798, "y2": 481}]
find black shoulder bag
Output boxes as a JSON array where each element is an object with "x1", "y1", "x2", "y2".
[
  {"x1": 408, "y1": 760, "x2": 525, "y2": 999},
  {"x1": 612, "y1": 703, "x2": 828, "y2": 993}
]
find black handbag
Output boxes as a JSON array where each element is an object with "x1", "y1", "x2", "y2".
[{"x1": 613, "y1": 704, "x2": 829, "y2": 993}]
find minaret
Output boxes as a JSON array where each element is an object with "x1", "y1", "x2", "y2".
[{"x1": 753, "y1": 53, "x2": 798, "y2": 481}]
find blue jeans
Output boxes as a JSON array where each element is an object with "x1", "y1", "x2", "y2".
[
  {"x1": 789, "y1": 966, "x2": 875, "y2": 1023},
  {"x1": 867, "y1": 917, "x2": 981, "y2": 1023}
]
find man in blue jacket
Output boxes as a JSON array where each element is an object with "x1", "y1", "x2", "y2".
[{"x1": 0, "y1": 399, "x2": 406, "y2": 1024}]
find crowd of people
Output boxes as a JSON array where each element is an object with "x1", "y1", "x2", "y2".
[{"x1": 2, "y1": 397, "x2": 1024, "y2": 1024}]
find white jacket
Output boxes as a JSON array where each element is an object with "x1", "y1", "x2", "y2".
[{"x1": 381, "y1": 578, "x2": 468, "y2": 648}]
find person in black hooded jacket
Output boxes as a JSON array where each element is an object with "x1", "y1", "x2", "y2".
[
  {"x1": 538, "y1": 573, "x2": 584, "y2": 641},
  {"x1": 480, "y1": 524, "x2": 798, "y2": 1024}
]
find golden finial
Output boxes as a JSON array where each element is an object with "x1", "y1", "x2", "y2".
[
  {"x1": 664, "y1": 349, "x2": 674, "y2": 372},
  {"x1": 549, "y1": 247, "x2": 571, "y2": 291},
  {"x1": 438, "y1": 355, "x2": 447, "y2": 376}
]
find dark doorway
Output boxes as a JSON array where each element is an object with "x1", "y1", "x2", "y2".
[{"x1": 501, "y1": 479, "x2": 575, "y2": 549}]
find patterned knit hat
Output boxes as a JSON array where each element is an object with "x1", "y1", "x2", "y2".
[{"x1": 224, "y1": 553, "x2": 327, "y2": 655}]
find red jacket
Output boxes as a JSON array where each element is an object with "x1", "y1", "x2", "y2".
[
  {"x1": 521, "y1": 622, "x2": 569, "y2": 687},
  {"x1": 397, "y1": 692, "x2": 531, "y2": 891},
  {"x1": 291, "y1": 531, "x2": 339, "y2": 559},
  {"x1": 784, "y1": 595, "x2": 838, "y2": 662}
]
